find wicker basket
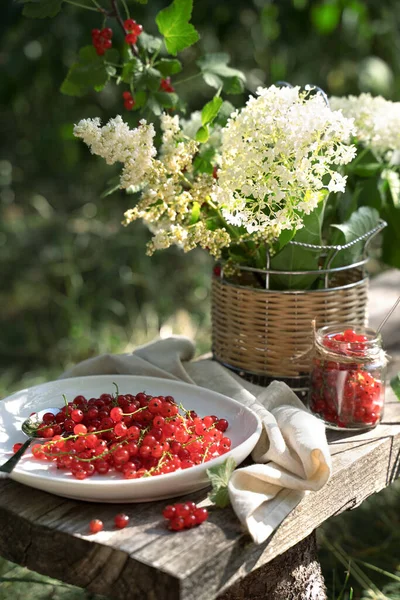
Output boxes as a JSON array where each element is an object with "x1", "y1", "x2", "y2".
[{"x1": 211, "y1": 221, "x2": 386, "y2": 393}]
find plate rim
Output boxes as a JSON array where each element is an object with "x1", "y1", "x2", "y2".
[{"x1": 1, "y1": 374, "x2": 262, "y2": 489}]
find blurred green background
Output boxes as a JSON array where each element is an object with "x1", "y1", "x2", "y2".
[{"x1": 1, "y1": 0, "x2": 400, "y2": 598}]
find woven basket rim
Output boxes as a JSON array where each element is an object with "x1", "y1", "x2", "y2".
[{"x1": 213, "y1": 274, "x2": 368, "y2": 295}]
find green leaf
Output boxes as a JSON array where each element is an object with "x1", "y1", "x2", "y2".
[
  {"x1": 144, "y1": 67, "x2": 162, "y2": 92},
  {"x1": 275, "y1": 227, "x2": 297, "y2": 251},
  {"x1": 215, "y1": 100, "x2": 235, "y2": 127},
  {"x1": 156, "y1": 0, "x2": 200, "y2": 56},
  {"x1": 193, "y1": 147, "x2": 216, "y2": 174},
  {"x1": 207, "y1": 457, "x2": 236, "y2": 508},
  {"x1": 153, "y1": 91, "x2": 178, "y2": 108},
  {"x1": 197, "y1": 53, "x2": 246, "y2": 94},
  {"x1": 106, "y1": 65, "x2": 116, "y2": 77},
  {"x1": 22, "y1": 0, "x2": 63, "y2": 18},
  {"x1": 132, "y1": 90, "x2": 147, "y2": 110},
  {"x1": 328, "y1": 206, "x2": 381, "y2": 268},
  {"x1": 147, "y1": 96, "x2": 162, "y2": 116},
  {"x1": 156, "y1": 58, "x2": 182, "y2": 76},
  {"x1": 137, "y1": 32, "x2": 163, "y2": 54},
  {"x1": 201, "y1": 96, "x2": 223, "y2": 127},
  {"x1": 60, "y1": 46, "x2": 109, "y2": 97},
  {"x1": 121, "y1": 58, "x2": 143, "y2": 84},
  {"x1": 382, "y1": 169, "x2": 400, "y2": 208},
  {"x1": 223, "y1": 75, "x2": 245, "y2": 94},
  {"x1": 195, "y1": 125, "x2": 209, "y2": 143},
  {"x1": 390, "y1": 374, "x2": 400, "y2": 401},
  {"x1": 269, "y1": 197, "x2": 327, "y2": 290},
  {"x1": 348, "y1": 163, "x2": 383, "y2": 177}
]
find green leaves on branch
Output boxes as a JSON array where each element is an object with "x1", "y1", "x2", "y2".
[
  {"x1": 20, "y1": 0, "x2": 64, "y2": 18},
  {"x1": 207, "y1": 457, "x2": 236, "y2": 508},
  {"x1": 269, "y1": 193, "x2": 327, "y2": 290},
  {"x1": 61, "y1": 47, "x2": 119, "y2": 96},
  {"x1": 156, "y1": 0, "x2": 200, "y2": 55},
  {"x1": 328, "y1": 206, "x2": 380, "y2": 268},
  {"x1": 195, "y1": 96, "x2": 223, "y2": 142},
  {"x1": 197, "y1": 53, "x2": 246, "y2": 94},
  {"x1": 201, "y1": 96, "x2": 223, "y2": 126},
  {"x1": 156, "y1": 59, "x2": 182, "y2": 76},
  {"x1": 137, "y1": 32, "x2": 162, "y2": 54}
]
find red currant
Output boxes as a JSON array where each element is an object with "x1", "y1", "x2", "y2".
[
  {"x1": 124, "y1": 98, "x2": 135, "y2": 111},
  {"x1": 114, "y1": 513, "x2": 130, "y2": 529},
  {"x1": 89, "y1": 519, "x2": 104, "y2": 534}
]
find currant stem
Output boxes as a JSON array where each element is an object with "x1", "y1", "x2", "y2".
[
  {"x1": 64, "y1": 0, "x2": 101, "y2": 12},
  {"x1": 110, "y1": 0, "x2": 139, "y2": 57},
  {"x1": 119, "y1": 0, "x2": 130, "y2": 20},
  {"x1": 90, "y1": 0, "x2": 108, "y2": 12},
  {"x1": 122, "y1": 405, "x2": 147, "y2": 417},
  {"x1": 174, "y1": 72, "x2": 202, "y2": 86}
]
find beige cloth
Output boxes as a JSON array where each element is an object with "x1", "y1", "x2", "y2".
[{"x1": 62, "y1": 336, "x2": 331, "y2": 544}]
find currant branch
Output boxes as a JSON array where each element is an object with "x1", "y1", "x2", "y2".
[{"x1": 109, "y1": 0, "x2": 139, "y2": 57}]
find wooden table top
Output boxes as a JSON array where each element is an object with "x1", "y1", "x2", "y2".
[{"x1": 0, "y1": 272, "x2": 399, "y2": 600}]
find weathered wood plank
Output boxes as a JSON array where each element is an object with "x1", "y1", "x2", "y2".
[
  {"x1": 217, "y1": 532, "x2": 327, "y2": 600},
  {"x1": 0, "y1": 399, "x2": 399, "y2": 600}
]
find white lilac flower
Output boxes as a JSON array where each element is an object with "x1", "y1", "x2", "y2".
[
  {"x1": 213, "y1": 85, "x2": 356, "y2": 236},
  {"x1": 330, "y1": 93, "x2": 400, "y2": 159}
]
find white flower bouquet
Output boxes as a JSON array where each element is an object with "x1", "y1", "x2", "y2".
[{"x1": 75, "y1": 86, "x2": 398, "y2": 290}]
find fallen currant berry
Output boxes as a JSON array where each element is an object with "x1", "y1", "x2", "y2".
[
  {"x1": 114, "y1": 513, "x2": 130, "y2": 529},
  {"x1": 89, "y1": 519, "x2": 104, "y2": 534},
  {"x1": 162, "y1": 502, "x2": 208, "y2": 531}
]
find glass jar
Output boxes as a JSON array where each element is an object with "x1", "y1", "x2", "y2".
[{"x1": 309, "y1": 325, "x2": 387, "y2": 430}]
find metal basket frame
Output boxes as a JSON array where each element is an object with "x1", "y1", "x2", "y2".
[
  {"x1": 211, "y1": 220, "x2": 387, "y2": 394},
  {"x1": 216, "y1": 219, "x2": 387, "y2": 291}
]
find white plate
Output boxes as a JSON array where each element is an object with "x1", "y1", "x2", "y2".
[{"x1": 0, "y1": 375, "x2": 262, "y2": 503}]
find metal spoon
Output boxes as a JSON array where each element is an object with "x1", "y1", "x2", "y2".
[
  {"x1": 0, "y1": 407, "x2": 60, "y2": 477},
  {"x1": 376, "y1": 294, "x2": 400, "y2": 335}
]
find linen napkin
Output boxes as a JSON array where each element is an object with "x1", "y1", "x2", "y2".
[{"x1": 61, "y1": 336, "x2": 331, "y2": 544}]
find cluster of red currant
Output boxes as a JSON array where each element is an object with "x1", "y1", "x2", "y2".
[
  {"x1": 89, "y1": 513, "x2": 129, "y2": 533},
  {"x1": 122, "y1": 90, "x2": 136, "y2": 111},
  {"x1": 124, "y1": 18, "x2": 143, "y2": 45},
  {"x1": 160, "y1": 77, "x2": 175, "y2": 93},
  {"x1": 91, "y1": 28, "x2": 113, "y2": 56},
  {"x1": 310, "y1": 328, "x2": 384, "y2": 428},
  {"x1": 26, "y1": 391, "x2": 231, "y2": 480},
  {"x1": 162, "y1": 501, "x2": 208, "y2": 531}
]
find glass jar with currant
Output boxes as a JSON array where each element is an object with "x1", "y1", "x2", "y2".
[{"x1": 309, "y1": 325, "x2": 387, "y2": 430}]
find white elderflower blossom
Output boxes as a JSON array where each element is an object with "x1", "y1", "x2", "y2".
[
  {"x1": 74, "y1": 116, "x2": 157, "y2": 188},
  {"x1": 213, "y1": 85, "x2": 356, "y2": 235},
  {"x1": 330, "y1": 93, "x2": 400, "y2": 159},
  {"x1": 75, "y1": 112, "x2": 231, "y2": 257}
]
